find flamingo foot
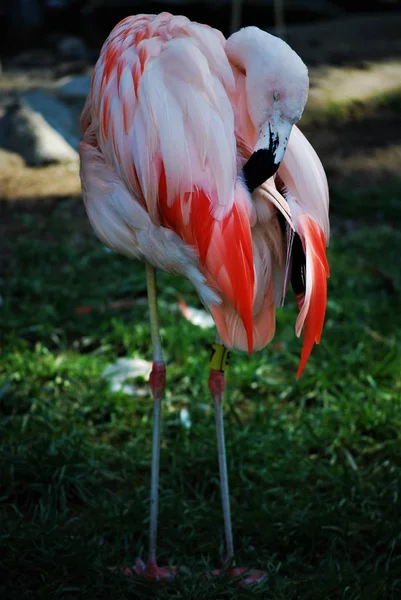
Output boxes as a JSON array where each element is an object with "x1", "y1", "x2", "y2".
[
  {"x1": 209, "y1": 567, "x2": 268, "y2": 587},
  {"x1": 133, "y1": 558, "x2": 177, "y2": 581}
]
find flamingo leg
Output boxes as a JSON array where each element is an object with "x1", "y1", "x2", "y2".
[
  {"x1": 209, "y1": 342, "x2": 234, "y2": 566},
  {"x1": 214, "y1": 393, "x2": 235, "y2": 565},
  {"x1": 135, "y1": 263, "x2": 175, "y2": 581},
  {"x1": 208, "y1": 343, "x2": 268, "y2": 586}
]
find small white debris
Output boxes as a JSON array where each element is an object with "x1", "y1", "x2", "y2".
[
  {"x1": 178, "y1": 299, "x2": 214, "y2": 329},
  {"x1": 179, "y1": 408, "x2": 192, "y2": 430},
  {"x1": 102, "y1": 357, "x2": 152, "y2": 396},
  {"x1": 57, "y1": 37, "x2": 88, "y2": 61}
]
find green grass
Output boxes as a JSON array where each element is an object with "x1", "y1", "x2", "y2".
[{"x1": 1, "y1": 193, "x2": 401, "y2": 599}]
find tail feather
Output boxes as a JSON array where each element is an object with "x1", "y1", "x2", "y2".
[
  {"x1": 277, "y1": 126, "x2": 330, "y2": 377},
  {"x1": 295, "y1": 215, "x2": 330, "y2": 378}
]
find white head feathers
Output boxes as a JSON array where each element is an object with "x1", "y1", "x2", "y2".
[{"x1": 225, "y1": 26, "x2": 309, "y2": 130}]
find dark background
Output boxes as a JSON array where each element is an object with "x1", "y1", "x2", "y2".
[{"x1": 2, "y1": 0, "x2": 401, "y2": 54}]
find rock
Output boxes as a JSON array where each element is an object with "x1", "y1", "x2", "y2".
[
  {"x1": 54, "y1": 61, "x2": 87, "y2": 79},
  {"x1": 21, "y1": 90, "x2": 81, "y2": 149},
  {"x1": 57, "y1": 36, "x2": 88, "y2": 61},
  {"x1": 57, "y1": 74, "x2": 92, "y2": 102},
  {"x1": 0, "y1": 100, "x2": 78, "y2": 166}
]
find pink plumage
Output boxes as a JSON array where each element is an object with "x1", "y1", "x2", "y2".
[{"x1": 80, "y1": 12, "x2": 330, "y2": 378}]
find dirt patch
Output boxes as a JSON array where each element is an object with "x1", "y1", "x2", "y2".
[
  {"x1": 0, "y1": 149, "x2": 81, "y2": 206},
  {"x1": 306, "y1": 61, "x2": 401, "y2": 116}
]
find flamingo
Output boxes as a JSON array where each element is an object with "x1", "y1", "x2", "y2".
[{"x1": 79, "y1": 12, "x2": 330, "y2": 583}]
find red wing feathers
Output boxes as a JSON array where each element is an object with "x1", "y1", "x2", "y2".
[
  {"x1": 158, "y1": 168, "x2": 255, "y2": 352},
  {"x1": 295, "y1": 215, "x2": 330, "y2": 378}
]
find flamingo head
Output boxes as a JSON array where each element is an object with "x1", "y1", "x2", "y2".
[{"x1": 226, "y1": 26, "x2": 309, "y2": 190}]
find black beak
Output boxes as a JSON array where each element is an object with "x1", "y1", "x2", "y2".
[
  {"x1": 242, "y1": 121, "x2": 293, "y2": 193},
  {"x1": 242, "y1": 147, "x2": 280, "y2": 193}
]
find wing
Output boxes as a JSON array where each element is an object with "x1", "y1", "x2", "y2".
[
  {"x1": 82, "y1": 13, "x2": 255, "y2": 350},
  {"x1": 277, "y1": 125, "x2": 330, "y2": 378},
  {"x1": 80, "y1": 139, "x2": 221, "y2": 309},
  {"x1": 90, "y1": 13, "x2": 237, "y2": 218}
]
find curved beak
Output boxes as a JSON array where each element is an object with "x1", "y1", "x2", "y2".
[{"x1": 243, "y1": 119, "x2": 293, "y2": 192}]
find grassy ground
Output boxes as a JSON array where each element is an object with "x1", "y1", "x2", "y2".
[{"x1": 1, "y1": 180, "x2": 401, "y2": 600}]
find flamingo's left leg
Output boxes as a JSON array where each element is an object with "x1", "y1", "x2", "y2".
[
  {"x1": 134, "y1": 262, "x2": 176, "y2": 581},
  {"x1": 208, "y1": 342, "x2": 267, "y2": 586},
  {"x1": 209, "y1": 342, "x2": 234, "y2": 566}
]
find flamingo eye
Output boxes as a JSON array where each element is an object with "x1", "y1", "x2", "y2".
[{"x1": 273, "y1": 92, "x2": 280, "y2": 102}]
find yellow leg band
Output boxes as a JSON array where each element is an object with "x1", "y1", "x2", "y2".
[{"x1": 210, "y1": 343, "x2": 230, "y2": 372}]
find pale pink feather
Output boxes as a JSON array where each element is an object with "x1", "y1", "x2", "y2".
[
  {"x1": 80, "y1": 12, "x2": 330, "y2": 375},
  {"x1": 80, "y1": 12, "x2": 256, "y2": 351}
]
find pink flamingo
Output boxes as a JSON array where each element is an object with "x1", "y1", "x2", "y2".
[{"x1": 79, "y1": 12, "x2": 329, "y2": 583}]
